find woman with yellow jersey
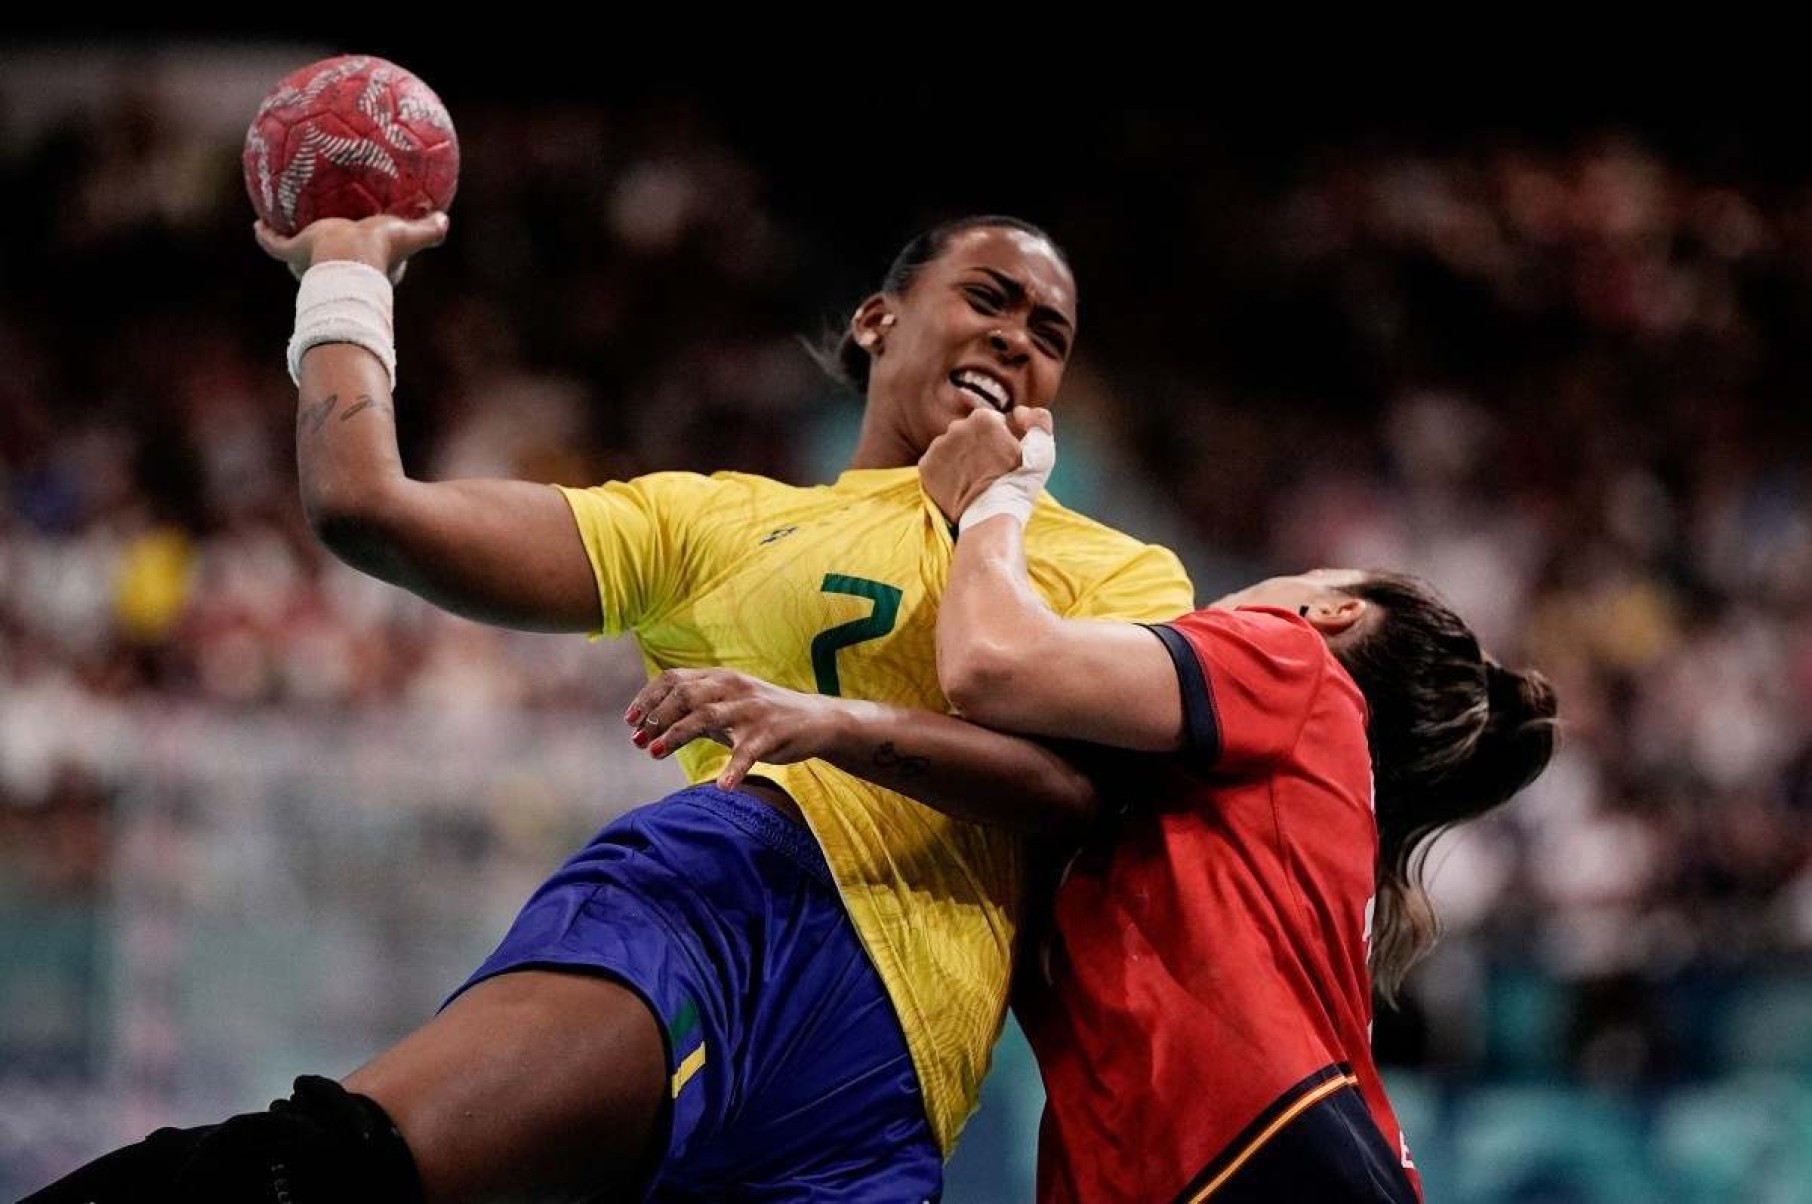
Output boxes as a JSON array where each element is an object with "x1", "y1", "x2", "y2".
[{"x1": 27, "y1": 214, "x2": 1189, "y2": 1204}]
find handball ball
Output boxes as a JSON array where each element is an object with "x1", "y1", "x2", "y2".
[{"x1": 243, "y1": 54, "x2": 459, "y2": 236}]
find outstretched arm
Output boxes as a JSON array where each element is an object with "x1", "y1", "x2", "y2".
[
  {"x1": 625, "y1": 669, "x2": 1101, "y2": 832},
  {"x1": 922, "y1": 410, "x2": 1186, "y2": 752},
  {"x1": 258, "y1": 215, "x2": 601, "y2": 632}
]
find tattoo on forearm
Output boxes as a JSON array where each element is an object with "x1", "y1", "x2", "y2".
[
  {"x1": 300, "y1": 393, "x2": 391, "y2": 437},
  {"x1": 873, "y1": 741, "x2": 930, "y2": 779},
  {"x1": 299, "y1": 394, "x2": 339, "y2": 434},
  {"x1": 339, "y1": 395, "x2": 391, "y2": 422}
]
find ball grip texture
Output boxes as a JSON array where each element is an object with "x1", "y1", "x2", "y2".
[{"x1": 243, "y1": 54, "x2": 459, "y2": 236}]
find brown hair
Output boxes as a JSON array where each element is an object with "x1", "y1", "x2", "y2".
[{"x1": 1331, "y1": 572, "x2": 1558, "y2": 1002}]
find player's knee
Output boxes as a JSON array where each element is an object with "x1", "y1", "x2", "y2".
[
  {"x1": 201, "y1": 1075, "x2": 424, "y2": 1203},
  {"x1": 22, "y1": 1123, "x2": 216, "y2": 1202},
  {"x1": 26, "y1": 1076, "x2": 422, "y2": 1204}
]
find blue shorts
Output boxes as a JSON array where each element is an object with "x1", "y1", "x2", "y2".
[{"x1": 452, "y1": 785, "x2": 942, "y2": 1203}]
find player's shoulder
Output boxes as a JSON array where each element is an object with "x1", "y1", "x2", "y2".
[
  {"x1": 1028, "y1": 493, "x2": 1167, "y2": 554},
  {"x1": 829, "y1": 465, "x2": 921, "y2": 499},
  {"x1": 1166, "y1": 607, "x2": 1349, "y2": 695},
  {"x1": 1170, "y1": 605, "x2": 1329, "y2": 652},
  {"x1": 702, "y1": 466, "x2": 918, "y2": 499},
  {"x1": 699, "y1": 468, "x2": 791, "y2": 492},
  {"x1": 1023, "y1": 495, "x2": 1194, "y2": 620},
  {"x1": 564, "y1": 470, "x2": 796, "y2": 534},
  {"x1": 1167, "y1": 608, "x2": 1367, "y2": 753},
  {"x1": 619, "y1": 468, "x2": 806, "y2": 505}
]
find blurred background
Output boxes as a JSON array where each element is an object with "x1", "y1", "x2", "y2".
[{"x1": 3, "y1": 36, "x2": 1812, "y2": 1202}]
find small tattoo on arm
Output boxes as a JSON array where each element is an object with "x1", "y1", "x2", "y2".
[
  {"x1": 299, "y1": 394, "x2": 339, "y2": 434},
  {"x1": 873, "y1": 741, "x2": 930, "y2": 779},
  {"x1": 339, "y1": 395, "x2": 391, "y2": 422}
]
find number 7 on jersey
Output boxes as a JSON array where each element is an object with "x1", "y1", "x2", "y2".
[{"x1": 812, "y1": 574, "x2": 902, "y2": 696}]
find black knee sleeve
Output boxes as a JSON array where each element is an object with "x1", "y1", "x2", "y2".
[
  {"x1": 21, "y1": 1122, "x2": 218, "y2": 1203},
  {"x1": 23, "y1": 1076, "x2": 422, "y2": 1204}
]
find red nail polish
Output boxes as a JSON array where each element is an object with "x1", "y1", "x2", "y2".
[
  {"x1": 649, "y1": 740, "x2": 667, "y2": 758},
  {"x1": 632, "y1": 730, "x2": 650, "y2": 747},
  {"x1": 625, "y1": 707, "x2": 643, "y2": 725}
]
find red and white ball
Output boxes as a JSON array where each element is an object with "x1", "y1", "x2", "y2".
[{"x1": 243, "y1": 54, "x2": 459, "y2": 236}]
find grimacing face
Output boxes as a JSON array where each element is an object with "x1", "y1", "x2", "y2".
[{"x1": 854, "y1": 226, "x2": 1077, "y2": 455}]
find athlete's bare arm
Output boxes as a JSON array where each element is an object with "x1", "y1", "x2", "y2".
[
  {"x1": 627, "y1": 669, "x2": 1101, "y2": 831},
  {"x1": 921, "y1": 409, "x2": 1186, "y2": 751},
  {"x1": 258, "y1": 214, "x2": 601, "y2": 633}
]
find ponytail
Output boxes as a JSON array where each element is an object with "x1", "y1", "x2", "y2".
[{"x1": 1333, "y1": 574, "x2": 1559, "y2": 1001}]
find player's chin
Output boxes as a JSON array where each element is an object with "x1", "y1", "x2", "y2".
[{"x1": 913, "y1": 398, "x2": 959, "y2": 442}]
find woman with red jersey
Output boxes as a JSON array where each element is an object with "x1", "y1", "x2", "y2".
[
  {"x1": 924, "y1": 408, "x2": 1562, "y2": 1203},
  {"x1": 626, "y1": 407, "x2": 1556, "y2": 1202}
]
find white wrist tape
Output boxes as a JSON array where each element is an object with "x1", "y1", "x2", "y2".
[
  {"x1": 959, "y1": 428, "x2": 1056, "y2": 533},
  {"x1": 287, "y1": 260, "x2": 396, "y2": 388}
]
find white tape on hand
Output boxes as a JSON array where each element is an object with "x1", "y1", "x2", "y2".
[{"x1": 959, "y1": 428, "x2": 1056, "y2": 533}]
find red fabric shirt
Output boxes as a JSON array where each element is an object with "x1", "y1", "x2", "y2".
[{"x1": 1021, "y1": 607, "x2": 1421, "y2": 1203}]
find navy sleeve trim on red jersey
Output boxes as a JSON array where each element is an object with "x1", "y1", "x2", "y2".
[
  {"x1": 1169, "y1": 1062, "x2": 1417, "y2": 1204},
  {"x1": 1145, "y1": 623, "x2": 1220, "y2": 767}
]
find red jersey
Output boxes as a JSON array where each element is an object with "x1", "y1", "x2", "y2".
[{"x1": 1021, "y1": 606, "x2": 1422, "y2": 1203}]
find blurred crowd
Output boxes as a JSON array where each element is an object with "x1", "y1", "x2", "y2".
[
  {"x1": 3, "y1": 61, "x2": 1812, "y2": 1110},
  {"x1": 1214, "y1": 138, "x2": 1812, "y2": 1084}
]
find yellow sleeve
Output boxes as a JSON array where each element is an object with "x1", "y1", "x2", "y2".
[
  {"x1": 1069, "y1": 542, "x2": 1195, "y2": 623},
  {"x1": 556, "y1": 472, "x2": 722, "y2": 637}
]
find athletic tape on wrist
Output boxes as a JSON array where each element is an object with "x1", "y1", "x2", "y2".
[
  {"x1": 959, "y1": 429, "x2": 1056, "y2": 533},
  {"x1": 287, "y1": 260, "x2": 397, "y2": 388}
]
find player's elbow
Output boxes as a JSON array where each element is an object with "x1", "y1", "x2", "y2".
[
  {"x1": 303, "y1": 483, "x2": 407, "y2": 577},
  {"x1": 939, "y1": 633, "x2": 1033, "y2": 728},
  {"x1": 1039, "y1": 766, "x2": 1102, "y2": 834}
]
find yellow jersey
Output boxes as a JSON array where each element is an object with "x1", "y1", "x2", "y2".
[{"x1": 559, "y1": 466, "x2": 1193, "y2": 1154}]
